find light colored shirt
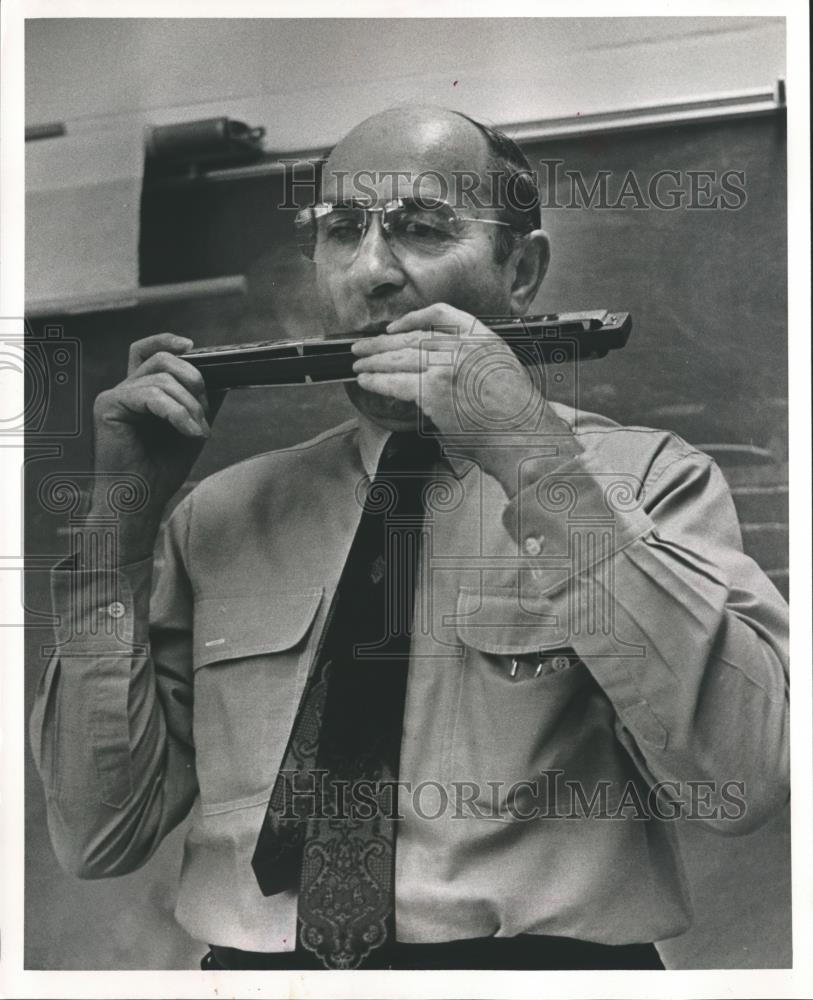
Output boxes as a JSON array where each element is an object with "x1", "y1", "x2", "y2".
[{"x1": 30, "y1": 402, "x2": 789, "y2": 952}]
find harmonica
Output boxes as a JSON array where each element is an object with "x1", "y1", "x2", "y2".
[{"x1": 181, "y1": 310, "x2": 632, "y2": 390}]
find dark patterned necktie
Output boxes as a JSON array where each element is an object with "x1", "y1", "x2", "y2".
[{"x1": 252, "y1": 430, "x2": 440, "y2": 969}]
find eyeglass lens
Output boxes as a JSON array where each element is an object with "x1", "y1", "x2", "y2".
[{"x1": 295, "y1": 199, "x2": 466, "y2": 261}]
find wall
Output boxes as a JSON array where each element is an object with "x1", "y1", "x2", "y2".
[{"x1": 26, "y1": 17, "x2": 785, "y2": 148}]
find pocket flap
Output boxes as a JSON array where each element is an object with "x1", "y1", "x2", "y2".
[
  {"x1": 452, "y1": 587, "x2": 565, "y2": 655},
  {"x1": 193, "y1": 588, "x2": 324, "y2": 668}
]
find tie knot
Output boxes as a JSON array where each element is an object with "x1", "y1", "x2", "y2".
[{"x1": 380, "y1": 431, "x2": 441, "y2": 471}]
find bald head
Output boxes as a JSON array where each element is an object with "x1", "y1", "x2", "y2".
[{"x1": 324, "y1": 106, "x2": 492, "y2": 199}]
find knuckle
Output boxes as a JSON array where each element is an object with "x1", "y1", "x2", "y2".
[
  {"x1": 132, "y1": 335, "x2": 158, "y2": 357},
  {"x1": 186, "y1": 365, "x2": 205, "y2": 389},
  {"x1": 153, "y1": 351, "x2": 180, "y2": 371},
  {"x1": 93, "y1": 389, "x2": 112, "y2": 414}
]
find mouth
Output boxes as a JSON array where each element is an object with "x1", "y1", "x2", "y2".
[
  {"x1": 325, "y1": 320, "x2": 393, "y2": 342},
  {"x1": 353, "y1": 321, "x2": 393, "y2": 338}
]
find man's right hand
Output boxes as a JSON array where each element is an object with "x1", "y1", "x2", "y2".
[{"x1": 88, "y1": 333, "x2": 221, "y2": 563}]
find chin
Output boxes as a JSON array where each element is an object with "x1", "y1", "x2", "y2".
[{"x1": 344, "y1": 383, "x2": 421, "y2": 432}]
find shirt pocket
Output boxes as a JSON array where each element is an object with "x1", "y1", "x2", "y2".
[
  {"x1": 192, "y1": 588, "x2": 324, "y2": 815},
  {"x1": 447, "y1": 586, "x2": 627, "y2": 813}
]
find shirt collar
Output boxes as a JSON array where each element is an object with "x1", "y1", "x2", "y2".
[{"x1": 356, "y1": 414, "x2": 474, "y2": 480}]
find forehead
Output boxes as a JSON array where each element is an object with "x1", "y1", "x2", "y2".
[{"x1": 321, "y1": 110, "x2": 491, "y2": 205}]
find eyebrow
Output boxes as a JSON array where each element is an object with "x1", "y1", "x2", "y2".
[
  {"x1": 322, "y1": 196, "x2": 451, "y2": 211},
  {"x1": 320, "y1": 199, "x2": 366, "y2": 210}
]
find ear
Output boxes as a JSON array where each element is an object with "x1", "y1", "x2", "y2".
[{"x1": 508, "y1": 230, "x2": 550, "y2": 315}]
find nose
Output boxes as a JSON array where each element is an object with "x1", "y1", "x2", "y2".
[{"x1": 349, "y1": 213, "x2": 407, "y2": 296}]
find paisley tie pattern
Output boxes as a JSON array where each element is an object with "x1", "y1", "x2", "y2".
[{"x1": 252, "y1": 432, "x2": 440, "y2": 969}]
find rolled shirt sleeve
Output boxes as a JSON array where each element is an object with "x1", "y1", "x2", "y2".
[
  {"x1": 29, "y1": 501, "x2": 199, "y2": 877},
  {"x1": 501, "y1": 439, "x2": 789, "y2": 833}
]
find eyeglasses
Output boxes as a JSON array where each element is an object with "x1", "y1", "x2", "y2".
[{"x1": 294, "y1": 197, "x2": 516, "y2": 262}]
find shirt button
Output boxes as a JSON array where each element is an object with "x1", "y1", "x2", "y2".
[
  {"x1": 551, "y1": 655, "x2": 571, "y2": 672},
  {"x1": 106, "y1": 601, "x2": 125, "y2": 619},
  {"x1": 523, "y1": 535, "x2": 544, "y2": 556}
]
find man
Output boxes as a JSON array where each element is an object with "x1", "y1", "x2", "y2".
[{"x1": 31, "y1": 106, "x2": 789, "y2": 971}]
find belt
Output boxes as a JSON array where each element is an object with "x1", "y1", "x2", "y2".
[{"x1": 202, "y1": 934, "x2": 664, "y2": 970}]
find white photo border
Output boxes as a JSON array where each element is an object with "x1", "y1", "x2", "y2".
[{"x1": 1, "y1": 2, "x2": 809, "y2": 997}]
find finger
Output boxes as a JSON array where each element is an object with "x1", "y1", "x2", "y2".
[
  {"x1": 352, "y1": 330, "x2": 459, "y2": 357},
  {"x1": 386, "y1": 303, "x2": 470, "y2": 335},
  {"x1": 353, "y1": 348, "x2": 426, "y2": 374},
  {"x1": 147, "y1": 373, "x2": 211, "y2": 432},
  {"x1": 126, "y1": 374, "x2": 210, "y2": 434},
  {"x1": 121, "y1": 385, "x2": 208, "y2": 438},
  {"x1": 355, "y1": 371, "x2": 420, "y2": 403},
  {"x1": 128, "y1": 333, "x2": 194, "y2": 376},
  {"x1": 132, "y1": 351, "x2": 207, "y2": 408},
  {"x1": 352, "y1": 330, "x2": 429, "y2": 356}
]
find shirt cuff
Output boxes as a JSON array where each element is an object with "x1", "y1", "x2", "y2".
[
  {"x1": 50, "y1": 555, "x2": 154, "y2": 655},
  {"x1": 502, "y1": 447, "x2": 654, "y2": 598}
]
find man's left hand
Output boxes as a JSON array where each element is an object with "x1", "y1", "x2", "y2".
[
  {"x1": 352, "y1": 303, "x2": 574, "y2": 492},
  {"x1": 352, "y1": 302, "x2": 541, "y2": 429}
]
